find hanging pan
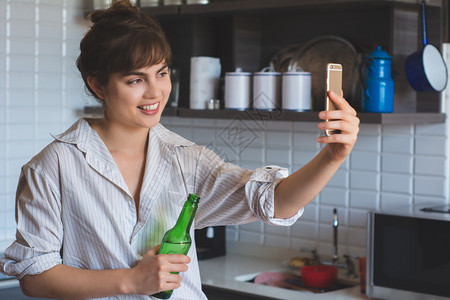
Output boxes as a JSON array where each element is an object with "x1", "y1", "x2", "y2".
[{"x1": 405, "y1": 0, "x2": 448, "y2": 92}]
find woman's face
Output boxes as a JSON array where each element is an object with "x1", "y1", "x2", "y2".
[{"x1": 100, "y1": 62, "x2": 171, "y2": 130}]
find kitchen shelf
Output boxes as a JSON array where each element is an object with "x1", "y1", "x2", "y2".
[{"x1": 83, "y1": 106, "x2": 445, "y2": 124}]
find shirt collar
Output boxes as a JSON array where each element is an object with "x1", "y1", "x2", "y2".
[{"x1": 52, "y1": 119, "x2": 195, "y2": 152}]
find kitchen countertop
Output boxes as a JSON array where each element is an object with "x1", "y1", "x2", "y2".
[{"x1": 199, "y1": 242, "x2": 369, "y2": 300}]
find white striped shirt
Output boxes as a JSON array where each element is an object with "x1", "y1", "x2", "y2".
[{"x1": 0, "y1": 118, "x2": 303, "y2": 299}]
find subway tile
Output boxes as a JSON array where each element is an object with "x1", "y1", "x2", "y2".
[
  {"x1": 413, "y1": 196, "x2": 447, "y2": 208},
  {"x1": 9, "y1": 72, "x2": 34, "y2": 89},
  {"x1": 239, "y1": 230, "x2": 263, "y2": 245},
  {"x1": 37, "y1": 90, "x2": 62, "y2": 106},
  {"x1": 38, "y1": 5, "x2": 63, "y2": 23},
  {"x1": 414, "y1": 155, "x2": 446, "y2": 176},
  {"x1": 240, "y1": 146, "x2": 264, "y2": 163},
  {"x1": 349, "y1": 190, "x2": 379, "y2": 210},
  {"x1": 348, "y1": 209, "x2": 368, "y2": 228},
  {"x1": 381, "y1": 173, "x2": 412, "y2": 194},
  {"x1": 9, "y1": 55, "x2": 35, "y2": 72},
  {"x1": 292, "y1": 149, "x2": 317, "y2": 165},
  {"x1": 352, "y1": 134, "x2": 380, "y2": 152},
  {"x1": 326, "y1": 169, "x2": 349, "y2": 189},
  {"x1": 350, "y1": 170, "x2": 379, "y2": 191},
  {"x1": 350, "y1": 151, "x2": 380, "y2": 172},
  {"x1": 358, "y1": 123, "x2": 381, "y2": 135},
  {"x1": 266, "y1": 130, "x2": 291, "y2": 148},
  {"x1": 38, "y1": 73, "x2": 62, "y2": 89},
  {"x1": 318, "y1": 223, "x2": 348, "y2": 246},
  {"x1": 35, "y1": 122, "x2": 61, "y2": 140},
  {"x1": 225, "y1": 226, "x2": 238, "y2": 242},
  {"x1": 381, "y1": 153, "x2": 413, "y2": 174},
  {"x1": 298, "y1": 203, "x2": 318, "y2": 222},
  {"x1": 38, "y1": 21, "x2": 63, "y2": 39},
  {"x1": 320, "y1": 187, "x2": 348, "y2": 207},
  {"x1": 266, "y1": 147, "x2": 290, "y2": 165},
  {"x1": 382, "y1": 135, "x2": 413, "y2": 154},
  {"x1": 415, "y1": 136, "x2": 446, "y2": 156},
  {"x1": 8, "y1": 20, "x2": 36, "y2": 39},
  {"x1": 380, "y1": 193, "x2": 412, "y2": 210},
  {"x1": 264, "y1": 223, "x2": 290, "y2": 236},
  {"x1": 39, "y1": 39, "x2": 62, "y2": 56},
  {"x1": 7, "y1": 140, "x2": 35, "y2": 159},
  {"x1": 191, "y1": 127, "x2": 215, "y2": 145},
  {"x1": 239, "y1": 220, "x2": 263, "y2": 233},
  {"x1": 415, "y1": 123, "x2": 446, "y2": 136},
  {"x1": 9, "y1": 2, "x2": 36, "y2": 21},
  {"x1": 8, "y1": 90, "x2": 34, "y2": 107},
  {"x1": 264, "y1": 233, "x2": 290, "y2": 249},
  {"x1": 191, "y1": 118, "x2": 214, "y2": 127},
  {"x1": 293, "y1": 132, "x2": 319, "y2": 150},
  {"x1": 414, "y1": 175, "x2": 446, "y2": 197},
  {"x1": 37, "y1": 106, "x2": 63, "y2": 124},
  {"x1": 9, "y1": 38, "x2": 35, "y2": 55},
  {"x1": 382, "y1": 124, "x2": 413, "y2": 135},
  {"x1": 264, "y1": 120, "x2": 291, "y2": 131},
  {"x1": 7, "y1": 106, "x2": 34, "y2": 124},
  {"x1": 239, "y1": 160, "x2": 263, "y2": 171},
  {"x1": 292, "y1": 121, "x2": 319, "y2": 133},
  {"x1": 346, "y1": 227, "x2": 366, "y2": 247},
  {"x1": 165, "y1": 125, "x2": 191, "y2": 140},
  {"x1": 291, "y1": 221, "x2": 318, "y2": 239},
  {"x1": 38, "y1": 56, "x2": 62, "y2": 73},
  {"x1": 7, "y1": 123, "x2": 34, "y2": 141}
]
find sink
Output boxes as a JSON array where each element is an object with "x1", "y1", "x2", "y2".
[{"x1": 234, "y1": 269, "x2": 358, "y2": 294}]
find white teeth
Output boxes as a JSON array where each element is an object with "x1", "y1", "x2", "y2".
[{"x1": 139, "y1": 103, "x2": 158, "y2": 111}]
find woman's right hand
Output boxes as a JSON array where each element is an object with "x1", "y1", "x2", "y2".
[{"x1": 126, "y1": 245, "x2": 191, "y2": 295}]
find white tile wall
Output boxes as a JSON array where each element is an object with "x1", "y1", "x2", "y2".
[
  {"x1": 0, "y1": 0, "x2": 89, "y2": 243},
  {"x1": 1, "y1": 1, "x2": 450, "y2": 263}
]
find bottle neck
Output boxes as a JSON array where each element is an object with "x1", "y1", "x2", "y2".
[{"x1": 174, "y1": 194, "x2": 199, "y2": 234}]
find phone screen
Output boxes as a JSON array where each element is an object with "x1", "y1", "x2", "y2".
[{"x1": 325, "y1": 63, "x2": 342, "y2": 135}]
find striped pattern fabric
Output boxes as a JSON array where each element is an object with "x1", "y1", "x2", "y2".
[{"x1": 0, "y1": 118, "x2": 303, "y2": 299}]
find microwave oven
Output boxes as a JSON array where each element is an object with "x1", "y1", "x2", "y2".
[{"x1": 366, "y1": 207, "x2": 450, "y2": 300}]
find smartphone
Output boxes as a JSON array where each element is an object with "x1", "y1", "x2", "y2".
[{"x1": 325, "y1": 63, "x2": 343, "y2": 136}]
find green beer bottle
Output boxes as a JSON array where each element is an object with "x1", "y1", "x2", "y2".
[{"x1": 151, "y1": 193, "x2": 200, "y2": 299}]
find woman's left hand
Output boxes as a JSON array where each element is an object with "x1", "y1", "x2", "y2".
[{"x1": 317, "y1": 91, "x2": 360, "y2": 162}]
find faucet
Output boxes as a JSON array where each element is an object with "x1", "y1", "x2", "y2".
[{"x1": 332, "y1": 208, "x2": 338, "y2": 264}]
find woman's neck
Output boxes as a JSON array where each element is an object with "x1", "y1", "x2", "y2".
[{"x1": 90, "y1": 118, "x2": 150, "y2": 156}]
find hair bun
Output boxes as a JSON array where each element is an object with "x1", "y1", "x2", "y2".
[{"x1": 89, "y1": 0, "x2": 139, "y2": 24}]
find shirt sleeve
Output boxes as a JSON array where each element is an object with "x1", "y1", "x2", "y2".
[
  {"x1": 0, "y1": 165, "x2": 63, "y2": 280},
  {"x1": 192, "y1": 146, "x2": 303, "y2": 229}
]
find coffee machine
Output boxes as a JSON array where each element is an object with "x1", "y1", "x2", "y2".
[{"x1": 195, "y1": 226, "x2": 226, "y2": 260}]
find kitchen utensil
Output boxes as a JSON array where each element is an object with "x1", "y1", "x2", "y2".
[
  {"x1": 301, "y1": 265, "x2": 338, "y2": 289},
  {"x1": 271, "y1": 35, "x2": 363, "y2": 111},
  {"x1": 224, "y1": 69, "x2": 252, "y2": 110},
  {"x1": 189, "y1": 56, "x2": 221, "y2": 110},
  {"x1": 405, "y1": 1, "x2": 448, "y2": 92},
  {"x1": 253, "y1": 67, "x2": 281, "y2": 110},
  {"x1": 282, "y1": 70, "x2": 311, "y2": 111},
  {"x1": 362, "y1": 46, "x2": 394, "y2": 112}
]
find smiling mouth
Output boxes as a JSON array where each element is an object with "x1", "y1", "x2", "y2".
[{"x1": 137, "y1": 103, "x2": 159, "y2": 111}]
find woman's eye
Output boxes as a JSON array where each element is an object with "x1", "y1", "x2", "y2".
[
  {"x1": 128, "y1": 79, "x2": 142, "y2": 85},
  {"x1": 158, "y1": 70, "x2": 169, "y2": 78}
]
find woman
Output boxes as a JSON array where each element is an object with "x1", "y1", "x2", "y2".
[{"x1": 0, "y1": 1, "x2": 359, "y2": 299}]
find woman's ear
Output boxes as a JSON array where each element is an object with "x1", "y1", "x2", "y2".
[{"x1": 87, "y1": 77, "x2": 105, "y2": 100}]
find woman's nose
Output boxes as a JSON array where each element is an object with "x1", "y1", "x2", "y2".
[{"x1": 143, "y1": 81, "x2": 161, "y2": 99}]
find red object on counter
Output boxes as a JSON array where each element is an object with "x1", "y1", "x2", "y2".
[{"x1": 301, "y1": 265, "x2": 338, "y2": 289}]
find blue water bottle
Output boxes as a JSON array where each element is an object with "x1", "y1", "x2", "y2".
[{"x1": 362, "y1": 46, "x2": 394, "y2": 113}]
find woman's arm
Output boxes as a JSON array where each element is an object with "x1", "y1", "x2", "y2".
[
  {"x1": 20, "y1": 246, "x2": 190, "y2": 299},
  {"x1": 274, "y1": 91, "x2": 359, "y2": 218}
]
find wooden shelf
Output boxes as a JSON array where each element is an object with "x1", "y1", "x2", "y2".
[
  {"x1": 83, "y1": 106, "x2": 445, "y2": 124},
  {"x1": 140, "y1": 0, "x2": 442, "y2": 16}
]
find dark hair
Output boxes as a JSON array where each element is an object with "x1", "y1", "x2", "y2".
[{"x1": 76, "y1": 0, "x2": 172, "y2": 101}]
